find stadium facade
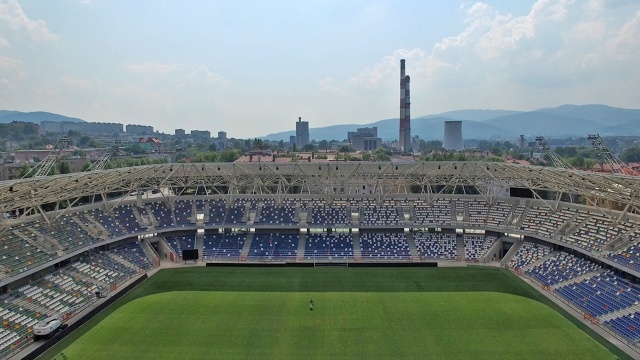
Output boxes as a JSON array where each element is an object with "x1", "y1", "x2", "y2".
[{"x1": 2, "y1": 162, "x2": 640, "y2": 356}]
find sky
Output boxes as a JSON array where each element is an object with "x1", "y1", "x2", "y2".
[{"x1": 0, "y1": 0, "x2": 639, "y2": 138}]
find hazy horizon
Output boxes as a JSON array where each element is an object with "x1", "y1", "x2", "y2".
[{"x1": 1, "y1": 1, "x2": 638, "y2": 138}]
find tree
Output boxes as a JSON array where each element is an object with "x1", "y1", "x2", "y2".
[
  {"x1": 220, "y1": 149, "x2": 241, "y2": 162},
  {"x1": 81, "y1": 161, "x2": 92, "y2": 171},
  {"x1": 58, "y1": 161, "x2": 71, "y2": 174},
  {"x1": 338, "y1": 145, "x2": 355, "y2": 153},
  {"x1": 208, "y1": 143, "x2": 218, "y2": 152},
  {"x1": 17, "y1": 164, "x2": 33, "y2": 178},
  {"x1": 302, "y1": 144, "x2": 317, "y2": 152},
  {"x1": 621, "y1": 146, "x2": 640, "y2": 163},
  {"x1": 318, "y1": 140, "x2": 329, "y2": 152}
]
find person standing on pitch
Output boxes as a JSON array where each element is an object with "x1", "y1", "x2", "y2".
[{"x1": 309, "y1": 298, "x2": 315, "y2": 311}]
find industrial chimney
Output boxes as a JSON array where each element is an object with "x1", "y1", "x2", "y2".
[
  {"x1": 443, "y1": 121, "x2": 463, "y2": 151},
  {"x1": 399, "y1": 59, "x2": 411, "y2": 152}
]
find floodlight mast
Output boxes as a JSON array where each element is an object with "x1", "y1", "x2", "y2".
[
  {"x1": 535, "y1": 136, "x2": 574, "y2": 169},
  {"x1": 86, "y1": 140, "x2": 122, "y2": 172},
  {"x1": 587, "y1": 134, "x2": 638, "y2": 175},
  {"x1": 22, "y1": 137, "x2": 71, "y2": 178}
]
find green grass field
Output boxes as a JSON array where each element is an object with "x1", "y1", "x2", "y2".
[{"x1": 45, "y1": 267, "x2": 630, "y2": 360}]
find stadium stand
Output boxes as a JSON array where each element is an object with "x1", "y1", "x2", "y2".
[
  {"x1": 309, "y1": 202, "x2": 351, "y2": 226},
  {"x1": 225, "y1": 200, "x2": 246, "y2": 224},
  {"x1": 413, "y1": 199, "x2": 454, "y2": 226},
  {"x1": 508, "y1": 242, "x2": 552, "y2": 270},
  {"x1": 360, "y1": 200, "x2": 402, "y2": 226},
  {"x1": 360, "y1": 232, "x2": 410, "y2": 260},
  {"x1": 526, "y1": 252, "x2": 600, "y2": 286},
  {"x1": 147, "y1": 202, "x2": 174, "y2": 229},
  {"x1": 0, "y1": 242, "x2": 153, "y2": 358},
  {"x1": 111, "y1": 204, "x2": 145, "y2": 234},
  {"x1": 173, "y1": 200, "x2": 194, "y2": 227},
  {"x1": 305, "y1": 233, "x2": 354, "y2": 261},
  {"x1": 248, "y1": 233, "x2": 298, "y2": 260},
  {"x1": 606, "y1": 244, "x2": 640, "y2": 272},
  {"x1": 207, "y1": 200, "x2": 227, "y2": 225},
  {"x1": 202, "y1": 234, "x2": 245, "y2": 260},
  {"x1": 413, "y1": 232, "x2": 456, "y2": 260},
  {"x1": 464, "y1": 234, "x2": 497, "y2": 261},
  {"x1": 256, "y1": 200, "x2": 298, "y2": 225},
  {"x1": 164, "y1": 236, "x2": 196, "y2": 260},
  {"x1": 555, "y1": 271, "x2": 640, "y2": 317}
]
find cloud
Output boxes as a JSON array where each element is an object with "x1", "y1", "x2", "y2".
[
  {"x1": 187, "y1": 66, "x2": 229, "y2": 86},
  {"x1": 0, "y1": 54, "x2": 20, "y2": 69},
  {"x1": 0, "y1": 0, "x2": 59, "y2": 42},
  {"x1": 347, "y1": 0, "x2": 640, "y2": 114},
  {"x1": 123, "y1": 62, "x2": 185, "y2": 76}
]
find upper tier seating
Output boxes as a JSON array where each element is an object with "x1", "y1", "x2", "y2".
[
  {"x1": 309, "y1": 203, "x2": 351, "y2": 226},
  {"x1": 36, "y1": 215, "x2": 101, "y2": 253},
  {"x1": 360, "y1": 200, "x2": 402, "y2": 226},
  {"x1": 304, "y1": 233, "x2": 353, "y2": 260},
  {"x1": 0, "y1": 225, "x2": 53, "y2": 278},
  {"x1": 413, "y1": 199, "x2": 454, "y2": 226},
  {"x1": 80, "y1": 209, "x2": 124, "y2": 238},
  {"x1": 147, "y1": 202, "x2": 174, "y2": 228},
  {"x1": 485, "y1": 201, "x2": 512, "y2": 228},
  {"x1": 256, "y1": 200, "x2": 298, "y2": 225},
  {"x1": 566, "y1": 213, "x2": 624, "y2": 252},
  {"x1": 173, "y1": 200, "x2": 194, "y2": 227},
  {"x1": 225, "y1": 200, "x2": 246, "y2": 224},
  {"x1": 360, "y1": 232, "x2": 410, "y2": 260},
  {"x1": 111, "y1": 205, "x2": 145, "y2": 233},
  {"x1": 207, "y1": 200, "x2": 227, "y2": 225},
  {"x1": 464, "y1": 199, "x2": 490, "y2": 226}
]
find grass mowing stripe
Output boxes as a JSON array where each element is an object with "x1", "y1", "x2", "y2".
[
  {"x1": 59, "y1": 292, "x2": 617, "y2": 360},
  {"x1": 41, "y1": 267, "x2": 630, "y2": 360}
]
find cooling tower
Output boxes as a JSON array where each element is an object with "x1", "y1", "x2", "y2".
[{"x1": 443, "y1": 121, "x2": 463, "y2": 151}]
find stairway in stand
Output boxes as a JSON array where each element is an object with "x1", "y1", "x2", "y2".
[
  {"x1": 405, "y1": 231, "x2": 419, "y2": 260},
  {"x1": 456, "y1": 234, "x2": 465, "y2": 261},
  {"x1": 352, "y1": 232, "x2": 361, "y2": 260},
  {"x1": 239, "y1": 233, "x2": 255, "y2": 260},
  {"x1": 296, "y1": 232, "x2": 306, "y2": 261}
]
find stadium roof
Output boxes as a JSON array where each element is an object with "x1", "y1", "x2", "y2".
[{"x1": 1, "y1": 162, "x2": 639, "y2": 215}]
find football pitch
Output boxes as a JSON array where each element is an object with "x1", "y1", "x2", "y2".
[{"x1": 45, "y1": 267, "x2": 629, "y2": 360}]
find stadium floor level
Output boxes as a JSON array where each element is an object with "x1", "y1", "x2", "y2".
[{"x1": 19, "y1": 262, "x2": 639, "y2": 360}]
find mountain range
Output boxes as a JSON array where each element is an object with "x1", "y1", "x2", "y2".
[
  {"x1": 0, "y1": 111, "x2": 86, "y2": 124},
  {"x1": 262, "y1": 104, "x2": 640, "y2": 141},
  {"x1": 1, "y1": 105, "x2": 639, "y2": 141}
]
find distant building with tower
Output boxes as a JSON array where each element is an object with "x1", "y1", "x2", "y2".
[
  {"x1": 175, "y1": 129, "x2": 186, "y2": 138},
  {"x1": 348, "y1": 127, "x2": 382, "y2": 151},
  {"x1": 443, "y1": 121, "x2": 463, "y2": 151},
  {"x1": 399, "y1": 59, "x2": 411, "y2": 152},
  {"x1": 295, "y1": 117, "x2": 309, "y2": 148}
]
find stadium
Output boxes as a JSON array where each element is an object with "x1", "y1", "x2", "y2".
[{"x1": 1, "y1": 161, "x2": 640, "y2": 359}]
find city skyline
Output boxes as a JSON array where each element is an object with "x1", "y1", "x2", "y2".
[{"x1": 0, "y1": 1, "x2": 639, "y2": 138}]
